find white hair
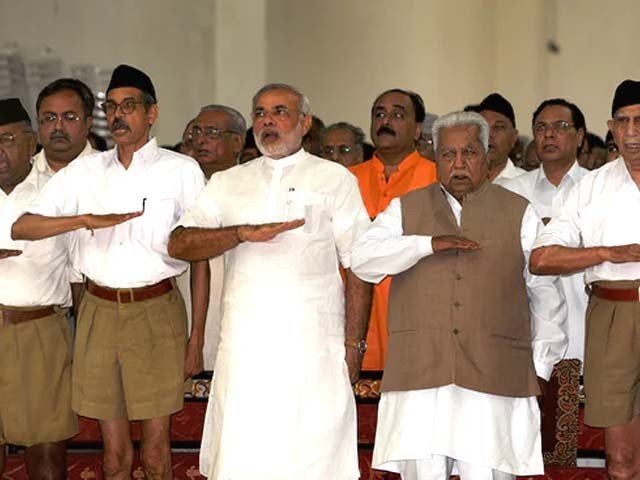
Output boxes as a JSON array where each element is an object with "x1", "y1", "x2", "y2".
[
  {"x1": 432, "y1": 111, "x2": 489, "y2": 153},
  {"x1": 252, "y1": 83, "x2": 311, "y2": 116}
]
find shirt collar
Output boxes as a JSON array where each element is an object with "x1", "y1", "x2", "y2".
[
  {"x1": 536, "y1": 159, "x2": 587, "y2": 190},
  {"x1": 262, "y1": 147, "x2": 306, "y2": 169},
  {"x1": 371, "y1": 149, "x2": 422, "y2": 172},
  {"x1": 34, "y1": 140, "x2": 95, "y2": 176},
  {"x1": 109, "y1": 137, "x2": 158, "y2": 168}
]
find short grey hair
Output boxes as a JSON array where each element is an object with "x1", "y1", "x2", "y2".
[
  {"x1": 252, "y1": 83, "x2": 311, "y2": 116},
  {"x1": 200, "y1": 104, "x2": 247, "y2": 137},
  {"x1": 321, "y1": 122, "x2": 366, "y2": 147},
  {"x1": 432, "y1": 111, "x2": 489, "y2": 153}
]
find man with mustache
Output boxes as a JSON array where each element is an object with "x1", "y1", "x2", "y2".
[
  {"x1": 12, "y1": 65, "x2": 207, "y2": 480},
  {"x1": 167, "y1": 83, "x2": 371, "y2": 479},
  {"x1": 176, "y1": 104, "x2": 246, "y2": 371},
  {"x1": 503, "y1": 99, "x2": 588, "y2": 372},
  {"x1": 531, "y1": 80, "x2": 640, "y2": 480},
  {"x1": 34, "y1": 78, "x2": 99, "y2": 314},
  {"x1": 352, "y1": 111, "x2": 567, "y2": 480},
  {"x1": 475, "y1": 93, "x2": 526, "y2": 183},
  {"x1": 0, "y1": 98, "x2": 78, "y2": 480},
  {"x1": 35, "y1": 78, "x2": 98, "y2": 175},
  {"x1": 349, "y1": 89, "x2": 437, "y2": 372}
]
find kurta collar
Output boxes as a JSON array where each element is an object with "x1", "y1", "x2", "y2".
[
  {"x1": 263, "y1": 147, "x2": 306, "y2": 169},
  {"x1": 371, "y1": 150, "x2": 422, "y2": 173},
  {"x1": 109, "y1": 137, "x2": 158, "y2": 168},
  {"x1": 536, "y1": 159, "x2": 585, "y2": 189}
]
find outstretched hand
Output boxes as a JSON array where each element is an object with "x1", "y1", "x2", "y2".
[
  {"x1": 0, "y1": 249, "x2": 22, "y2": 259},
  {"x1": 83, "y1": 211, "x2": 144, "y2": 234},
  {"x1": 432, "y1": 235, "x2": 481, "y2": 253},
  {"x1": 604, "y1": 243, "x2": 640, "y2": 264},
  {"x1": 237, "y1": 219, "x2": 305, "y2": 243}
]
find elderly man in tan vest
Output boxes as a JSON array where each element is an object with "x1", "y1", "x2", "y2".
[{"x1": 352, "y1": 110, "x2": 567, "y2": 480}]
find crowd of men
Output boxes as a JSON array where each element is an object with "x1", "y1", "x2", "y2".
[{"x1": 0, "y1": 63, "x2": 639, "y2": 480}]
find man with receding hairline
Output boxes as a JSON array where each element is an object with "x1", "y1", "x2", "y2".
[
  {"x1": 349, "y1": 88, "x2": 437, "y2": 372},
  {"x1": 353, "y1": 110, "x2": 566, "y2": 480},
  {"x1": 168, "y1": 83, "x2": 371, "y2": 480}
]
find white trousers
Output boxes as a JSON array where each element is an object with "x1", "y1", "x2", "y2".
[{"x1": 398, "y1": 455, "x2": 516, "y2": 480}]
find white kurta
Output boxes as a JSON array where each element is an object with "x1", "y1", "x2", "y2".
[
  {"x1": 502, "y1": 161, "x2": 589, "y2": 363},
  {"x1": 493, "y1": 158, "x2": 526, "y2": 184},
  {"x1": 351, "y1": 187, "x2": 567, "y2": 476},
  {"x1": 178, "y1": 149, "x2": 370, "y2": 480}
]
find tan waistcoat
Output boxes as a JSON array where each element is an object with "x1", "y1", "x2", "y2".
[{"x1": 382, "y1": 182, "x2": 540, "y2": 397}]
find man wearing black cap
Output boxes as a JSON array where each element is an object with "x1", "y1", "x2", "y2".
[
  {"x1": 12, "y1": 65, "x2": 207, "y2": 480},
  {"x1": 531, "y1": 80, "x2": 640, "y2": 480},
  {"x1": 0, "y1": 98, "x2": 77, "y2": 480},
  {"x1": 476, "y1": 93, "x2": 526, "y2": 183}
]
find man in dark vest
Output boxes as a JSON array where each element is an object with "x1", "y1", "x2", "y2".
[{"x1": 352, "y1": 110, "x2": 567, "y2": 480}]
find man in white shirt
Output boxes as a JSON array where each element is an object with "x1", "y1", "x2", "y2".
[
  {"x1": 0, "y1": 98, "x2": 77, "y2": 480},
  {"x1": 168, "y1": 83, "x2": 371, "y2": 480},
  {"x1": 474, "y1": 93, "x2": 526, "y2": 183},
  {"x1": 176, "y1": 104, "x2": 246, "y2": 370},
  {"x1": 34, "y1": 78, "x2": 98, "y2": 311},
  {"x1": 12, "y1": 65, "x2": 207, "y2": 480},
  {"x1": 351, "y1": 110, "x2": 567, "y2": 480},
  {"x1": 531, "y1": 79, "x2": 640, "y2": 480},
  {"x1": 503, "y1": 98, "x2": 588, "y2": 367}
]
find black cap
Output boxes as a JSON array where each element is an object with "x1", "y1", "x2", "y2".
[
  {"x1": 478, "y1": 93, "x2": 515, "y2": 127},
  {"x1": 0, "y1": 98, "x2": 31, "y2": 126},
  {"x1": 106, "y1": 64, "x2": 156, "y2": 102},
  {"x1": 611, "y1": 79, "x2": 640, "y2": 117}
]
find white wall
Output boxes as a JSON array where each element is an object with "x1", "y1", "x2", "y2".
[{"x1": 1, "y1": 0, "x2": 639, "y2": 144}]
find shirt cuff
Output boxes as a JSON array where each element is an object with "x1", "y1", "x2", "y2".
[
  {"x1": 534, "y1": 359, "x2": 555, "y2": 381},
  {"x1": 417, "y1": 235, "x2": 433, "y2": 257}
]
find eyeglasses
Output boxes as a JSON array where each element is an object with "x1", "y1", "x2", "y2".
[
  {"x1": 189, "y1": 126, "x2": 237, "y2": 140},
  {"x1": 252, "y1": 106, "x2": 300, "y2": 121},
  {"x1": 322, "y1": 145, "x2": 361, "y2": 156},
  {"x1": 101, "y1": 99, "x2": 144, "y2": 115},
  {"x1": 38, "y1": 112, "x2": 83, "y2": 125},
  {"x1": 607, "y1": 143, "x2": 619, "y2": 153},
  {"x1": 533, "y1": 120, "x2": 575, "y2": 135}
]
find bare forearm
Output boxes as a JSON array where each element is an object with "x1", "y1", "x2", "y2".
[
  {"x1": 530, "y1": 245, "x2": 608, "y2": 275},
  {"x1": 189, "y1": 260, "x2": 210, "y2": 345},
  {"x1": 12, "y1": 213, "x2": 87, "y2": 240},
  {"x1": 344, "y1": 268, "x2": 372, "y2": 341},
  {"x1": 168, "y1": 226, "x2": 240, "y2": 262}
]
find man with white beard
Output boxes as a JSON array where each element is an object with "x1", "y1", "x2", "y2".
[{"x1": 168, "y1": 83, "x2": 371, "y2": 480}]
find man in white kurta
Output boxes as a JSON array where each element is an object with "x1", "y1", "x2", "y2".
[
  {"x1": 168, "y1": 83, "x2": 371, "y2": 480},
  {"x1": 503, "y1": 98, "x2": 589, "y2": 366},
  {"x1": 352, "y1": 111, "x2": 567, "y2": 480}
]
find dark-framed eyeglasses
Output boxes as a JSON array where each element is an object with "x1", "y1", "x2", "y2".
[
  {"x1": 38, "y1": 112, "x2": 83, "y2": 125},
  {"x1": 101, "y1": 99, "x2": 144, "y2": 116},
  {"x1": 322, "y1": 144, "x2": 361, "y2": 156},
  {"x1": 533, "y1": 120, "x2": 575, "y2": 135},
  {"x1": 189, "y1": 126, "x2": 237, "y2": 140}
]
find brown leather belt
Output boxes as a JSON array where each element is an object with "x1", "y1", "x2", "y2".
[
  {"x1": 86, "y1": 278, "x2": 173, "y2": 303},
  {"x1": 0, "y1": 306, "x2": 57, "y2": 326},
  {"x1": 591, "y1": 284, "x2": 640, "y2": 302}
]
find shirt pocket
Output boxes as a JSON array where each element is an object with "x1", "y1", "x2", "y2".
[{"x1": 284, "y1": 189, "x2": 329, "y2": 236}]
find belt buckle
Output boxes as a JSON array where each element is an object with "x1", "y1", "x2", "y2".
[{"x1": 116, "y1": 289, "x2": 134, "y2": 304}]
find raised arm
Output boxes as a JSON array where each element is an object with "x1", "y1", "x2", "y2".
[
  {"x1": 12, "y1": 211, "x2": 143, "y2": 241},
  {"x1": 530, "y1": 243, "x2": 640, "y2": 275},
  {"x1": 168, "y1": 220, "x2": 305, "y2": 262}
]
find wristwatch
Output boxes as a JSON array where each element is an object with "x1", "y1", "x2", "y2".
[{"x1": 345, "y1": 338, "x2": 367, "y2": 354}]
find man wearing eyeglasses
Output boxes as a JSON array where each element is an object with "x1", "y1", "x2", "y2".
[
  {"x1": 531, "y1": 80, "x2": 640, "y2": 480},
  {"x1": 168, "y1": 83, "x2": 371, "y2": 480},
  {"x1": 176, "y1": 105, "x2": 246, "y2": 371},
  {"x1": 0, "y1": 98, "x2": 77, "y2": 480},
  {"x1": 349, "y1": 89, "x2": 437, "y2": 373},
  {"x1": 319, "y1": 121, "x2": 365, "y2": 167},
  {"x1": 502, "y1": 99, "x2": 588, "y2": 375},
  {"x1": 12, "y1": 65, "x2": 207, "y2": 480}
]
